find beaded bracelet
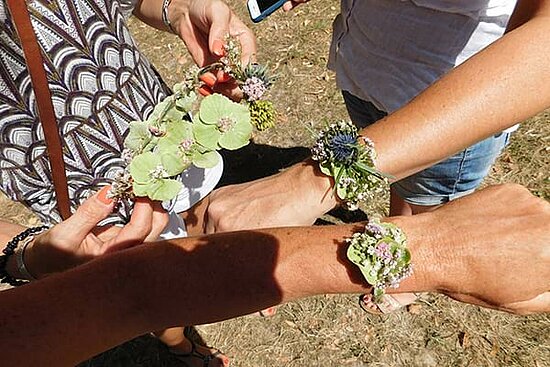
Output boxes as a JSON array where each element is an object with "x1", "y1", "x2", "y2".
[
  {"x1": 0, "y1": 225, "x2": 49, "y2": 286},
  {"x1": 311, "y1": 120, "x2": 390, "y2": 210},
  {"x1": 346, "y1": 219, "x2": 413, "y2": 303}
]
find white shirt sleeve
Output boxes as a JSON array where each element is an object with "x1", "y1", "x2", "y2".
[{"x1": 119, "y1": 0, "x2": 140, "y2": 19}]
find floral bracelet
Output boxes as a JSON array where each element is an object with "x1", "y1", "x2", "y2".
[
  {"x1": 311, "y1": 120, "x2": 389, "y2": 210},
  {"x1": 346, "y1": 218, "x2": 413, "y2": 303}
]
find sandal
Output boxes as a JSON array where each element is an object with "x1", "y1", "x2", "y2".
[
  {"x1": 169, "y1": 339, "x2": 228, "y2": 367},
  {"x1": 359, "y1": 293, "x2": 421, "y2": 315}
]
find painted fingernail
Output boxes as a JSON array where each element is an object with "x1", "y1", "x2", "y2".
[
  {"x1": 199, "y1": 73, "x2": 217, "y2": 87},
  {"x1": 212, "y1": 40, "x2": 225, "y2": 57},
  {"x1": 198, "y1": 85, "x2": 213, "y2": 96},
  {"x1": 218, "y1": 71, "x2": 231, "y2": 83},
  {"x1": 97, "y1": 186, "x2": 113, "y2": 205}
]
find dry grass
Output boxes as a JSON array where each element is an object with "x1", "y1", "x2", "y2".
[{"x1": 0, "y1": 1, "x2": 548, "y2": 366}]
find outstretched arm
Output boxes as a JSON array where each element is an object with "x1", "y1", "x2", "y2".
[
  {"x1": 1, "y1": 184, "x2": 548, "y2": 366},
  {"x1": 205, "y1": 0, "x2": 550, "y2": 232}
]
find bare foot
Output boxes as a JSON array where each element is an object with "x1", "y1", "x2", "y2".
[
  {"x1": 257, "y1": 306, "x2": 277, "y2": 317},
  {"x1": 359, "y1": 293, "x2": 419, "y2": 314}
]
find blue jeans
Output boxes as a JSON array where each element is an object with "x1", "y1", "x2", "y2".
[{"x1": 342, "y1": 91, "x2": 511, "y2": 206}]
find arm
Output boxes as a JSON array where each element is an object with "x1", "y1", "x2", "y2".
[
  {"x1": 205, "y1": 0, "x2": 550, "y2": 231},
  {"x1": 132, "y1": 0, "x2": 256, "y2": 66},
  {"x1": 1, "y1": 184, "x2": 548, "y2": 366},
  {"x1": 0, "y1": 188, "x2": 168, "y2": 281},
  {"x1": 364, "y1": 0, "x2": 549, "y2": 179}
]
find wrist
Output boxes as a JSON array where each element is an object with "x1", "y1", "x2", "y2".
[
  {"x1": 382, "y1": 213, "x2": 448, "y2": 293},
  {"x1": 162, "y1": 0, "x2": 178, "y2": 34},
  {"x1": 291, "y1": 159, "x2": 339, "y2": 215}
]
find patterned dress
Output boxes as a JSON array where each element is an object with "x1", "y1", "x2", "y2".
[{"x1": 0, "y1": 0, "x2": 169, "y2": 224}]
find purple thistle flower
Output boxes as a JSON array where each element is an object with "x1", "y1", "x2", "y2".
[{"x1": 328, "y1": 133, "x2": 357, "y2": 164}]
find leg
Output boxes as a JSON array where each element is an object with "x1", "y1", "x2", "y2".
[{"x1": 154, "y1": 327, "x2": 229, "y2": 367}]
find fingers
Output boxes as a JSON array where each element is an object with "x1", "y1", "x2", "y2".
[
  {"x1": 103, "y1": 198, "x2": 166, "y2": 253},
  {"x1": 283, "y1": 0, "x2": 309, "y2": 12},
  {"x1": 143, "y1": 201, "x2": 170, "y2": 242},
  {"x1": 50, "y1": 186, "x2": 115, "y2": 244},
  {"x1": 229, "y1": 17, "x2": 257, "y2": 65},
  {"x1": 207, "y1": 1, "x2": 232, "y2": 57},
  {"x1": 283, "y1": 1, "x2": 294, "y2": 11},
  {"x1": 179, "y1": 17, "x2": 213, "y2": 66}
]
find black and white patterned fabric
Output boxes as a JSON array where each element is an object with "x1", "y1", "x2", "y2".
[{"x1": 0, "y1": 0, "x2": 169, "y2": 224}]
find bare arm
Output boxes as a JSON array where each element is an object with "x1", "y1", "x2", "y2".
[
  {"x1": 365, "y1": 0, "x2": 550, "y2": 179},
  {"x1": 132, "y1": 0, "x2": 256, "y2": 67},
  {"x1": 1, "y1": 184, "x2": 548, "y2": 366},
  {"x1": 205, "y1": 0, "x2": 550, "y2": 231}
]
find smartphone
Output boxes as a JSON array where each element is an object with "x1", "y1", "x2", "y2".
[{"x1": 247, "y1": 0, "x2": 287, "y2": 23}]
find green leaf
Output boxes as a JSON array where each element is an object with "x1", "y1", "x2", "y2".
[
  {"x1": 199, "y1": 94, "x2": 231, "y2": 124},
  {"x1": 129, "y1": 152, "x2": 159, "y2": 183},
  {"x1": 336, "y1": 181, "x2": 347, "y2": 199},
  {"x1": 160, "y1": 149, "x2": 188, "y2": 176},
  {"x1": 149, "y1": 96, "x2": 174, "y2": 122},
  {"x1": 125, "y1": 121, "x2": 152, "y2": 153},
  {"x1": 192, "y1": 150, "x2": 219, "y2": 168},
  {"x1": 347, "y1": 246, "x2": 364, "y2": 265},
  {"x1": 157, "y1": 120, "x2": 194, "y2": 151},
  {"x1": 193, "y1": 122, "x2": 220, "y2": 150},
  {"x1": 218, "y1": 119, "x2": 253, "y2": 150},
  {"x1": 175, "y1": 91, "x2": 197, "y2": 112},
  {"x1": 148, "y1": 178, "x2": 182, "y2": 201},
  {"x1": 319, "y1": 163, "x2": 332, "y2": 176},
  {"x1": 199, "y1": 94, "x2": 250, "y2": 125},
  {"x1": 132, "y1": 182, "x2": 151, "y2": 197},
  {"x1": 364, "y1": 263, "x2": 378, "y2": 285},
  {"x1": 401, "y1": 248, "x2": 411, "y2": 263}
]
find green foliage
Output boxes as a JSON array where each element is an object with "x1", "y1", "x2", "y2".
[{"x1": 122, "y1": 90, "x2": 252, "y2": 202}]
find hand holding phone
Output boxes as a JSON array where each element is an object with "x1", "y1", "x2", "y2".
[{"x1": 247, "y1": 0, "x2": 287, "y2": 23}]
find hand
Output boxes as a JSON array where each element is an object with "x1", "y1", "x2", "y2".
[
  {"x1": 404, "y1": 184, "x2": 550, "y2": 314},
  {"x1": 25, "y1": 187, "x2": 169, "y2": 279},
  {"x1": 205, "y1": 161, "x2": 337, "y2": 233},
  {"x1": 282, "y1": 0, "x2": 311, "y2": 12},
  {"x1": 168, "y1": 0, "x2": 257, "y2": 100}
]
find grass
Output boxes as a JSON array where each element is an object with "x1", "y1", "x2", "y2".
[{"x1": 0, "y1": 0, "x2": 548, "y2": 366}]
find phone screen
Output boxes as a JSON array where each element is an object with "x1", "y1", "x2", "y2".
[{"x1": 257, "y1": 0, "x2": 278, "y2": 12}]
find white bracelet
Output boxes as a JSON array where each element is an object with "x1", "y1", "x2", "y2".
[{"x1": 162, "y1": 0, "x2": 176, "y2": 34}]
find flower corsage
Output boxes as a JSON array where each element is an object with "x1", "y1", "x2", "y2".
[
  {"x1": 311, "y1": 120, "x2": 390, "y2": 210},
  {"x1": 109, "y1": 37, "x2": 276, "y2": 203},
  {"x1": 347, "y1": 218, "x2": 413, "y2": 303}
]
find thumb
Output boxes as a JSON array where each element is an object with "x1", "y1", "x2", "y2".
[{"x1": 53, "y1": 186, "x2": 115, "y2": 243}]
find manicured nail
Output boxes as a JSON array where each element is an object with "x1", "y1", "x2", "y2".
[
  {"x1": 198, "y1": 85, "x2": 213, "y2": 96},
  {"x1": 218, "y1": 71, "x2": 231, "y2": 83},
  {"x1": 199, "y1": 73, "x2": 217, "y2": 87},
  {"x1": 212, "y1": 40, "x2": 225, "y2": 57},
  {"x1": 97, "y1": 186, "x2": 113, "y2": 205}
]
